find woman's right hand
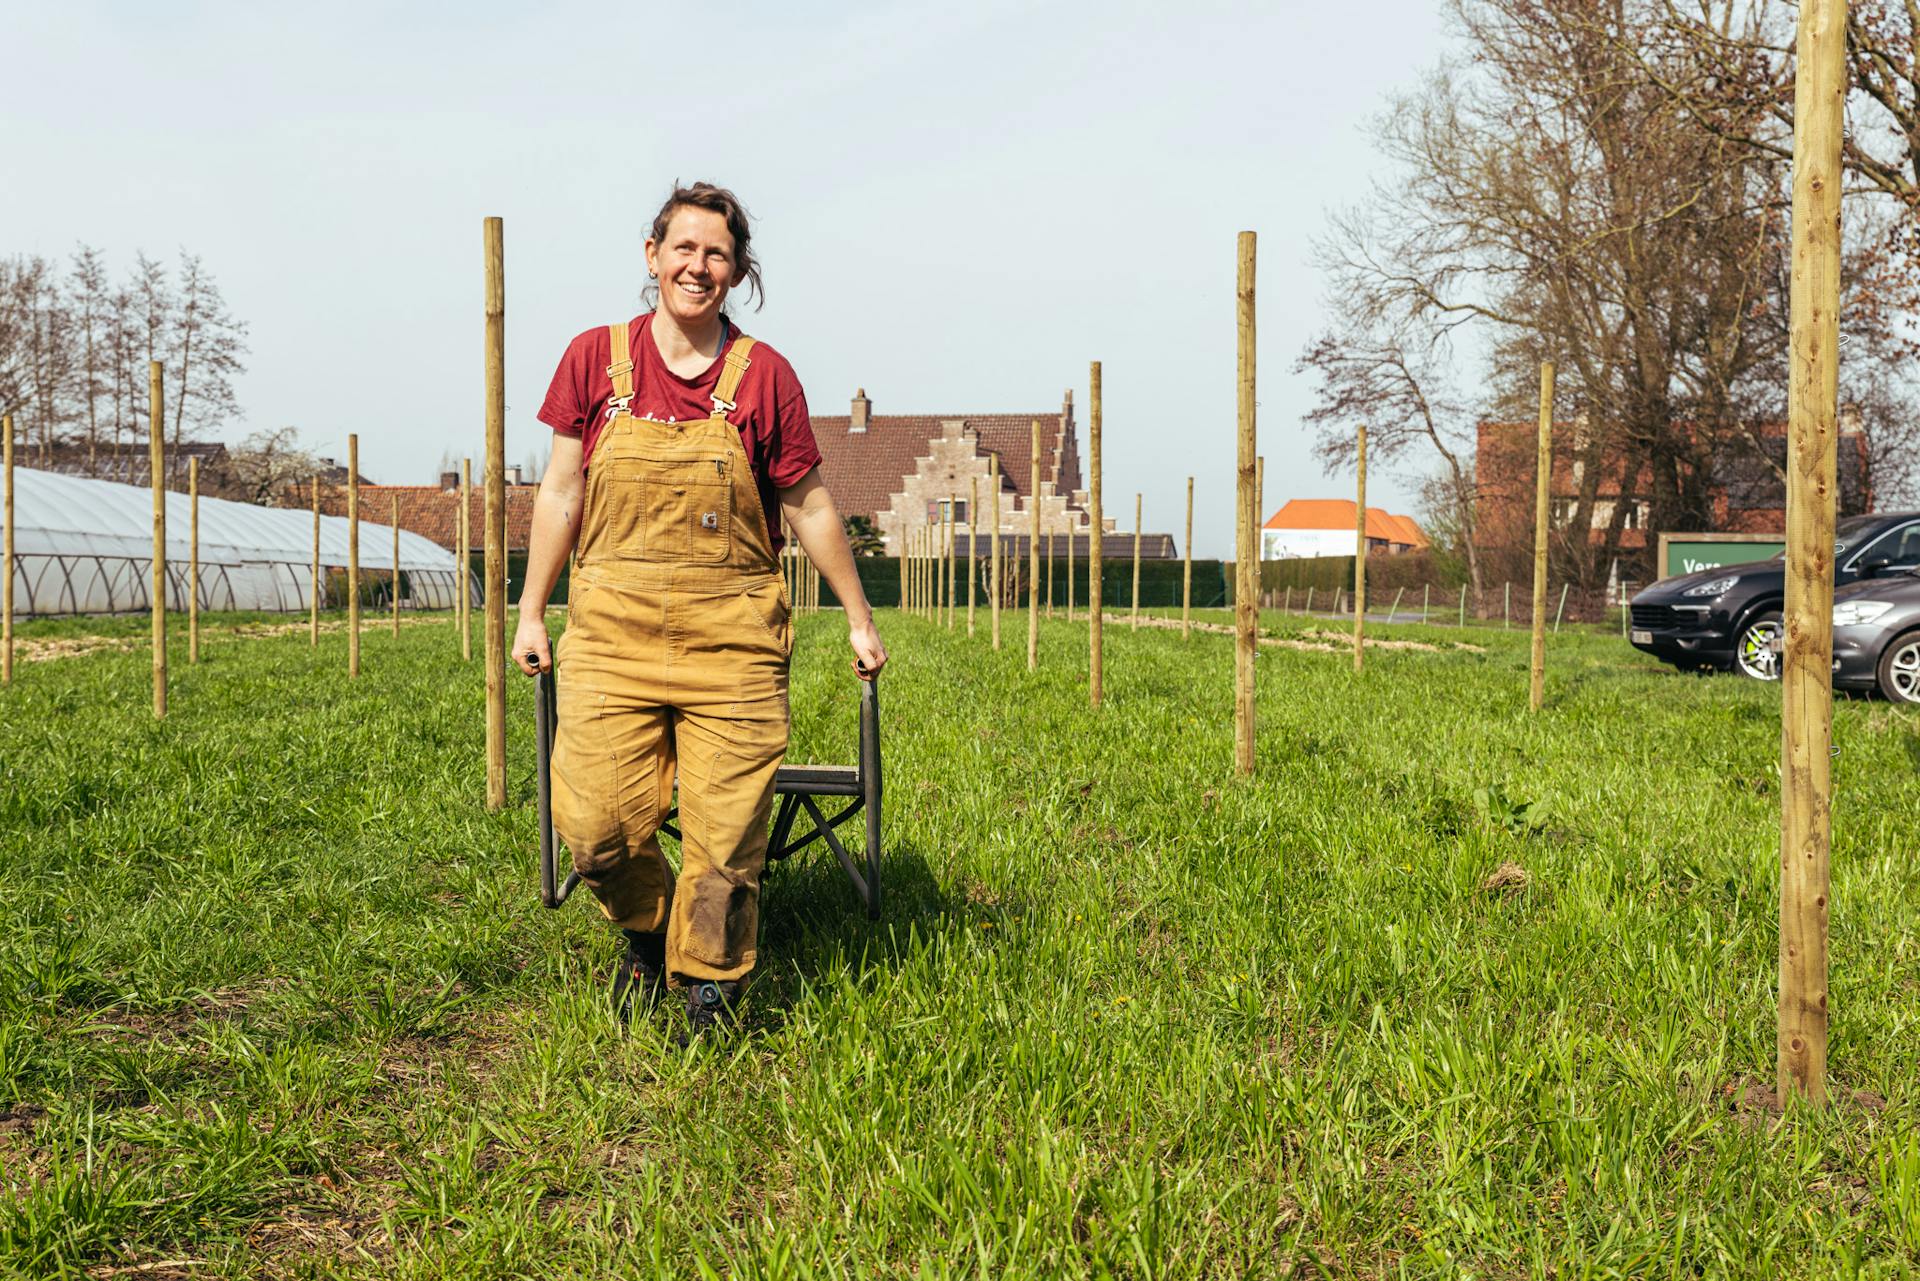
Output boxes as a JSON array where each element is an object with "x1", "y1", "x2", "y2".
[{"x1": 512, "y1": 611, "x2": 553, "y2": 676}]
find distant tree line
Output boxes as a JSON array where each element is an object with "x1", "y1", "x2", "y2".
[
  {"x1": 1298, "y1": 0, "x2": 1920, "y2": 595},
  {"x1": 0, "y1": 247, "x2": 248, "y2": 468}
]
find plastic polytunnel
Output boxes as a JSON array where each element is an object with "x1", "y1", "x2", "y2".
[{"x1": 6, "y1": 467, "x2": 475, "y2": 616}]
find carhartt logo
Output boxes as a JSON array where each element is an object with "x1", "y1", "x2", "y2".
[{"x1": 701, "y1": 512, "x2": 718, "y2": 529}]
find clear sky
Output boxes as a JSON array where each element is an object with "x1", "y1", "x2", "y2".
[{"x1": 3, "y1": 0, "x2": 1452, "y2": 558}]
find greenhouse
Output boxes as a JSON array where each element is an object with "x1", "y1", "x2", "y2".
[{"x1": 6, "y1": 467, "x2": 473, "y2": 616}]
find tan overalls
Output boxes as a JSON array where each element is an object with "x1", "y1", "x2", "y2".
[{"x1": 551, "y1": 321, "x2": 791, "y2": 985}]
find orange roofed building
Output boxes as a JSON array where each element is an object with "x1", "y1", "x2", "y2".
[{"x1": 1261, "y1": 499, "x2": 1426, "y2": 561}]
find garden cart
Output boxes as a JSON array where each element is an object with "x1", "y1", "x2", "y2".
[{"x1": 535, "y1": 666, "x2": 884, "y2": 920}]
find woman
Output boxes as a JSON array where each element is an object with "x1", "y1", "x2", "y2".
[{"x1": 513, "y1": 182, "x2": 888, "y2": 1037}]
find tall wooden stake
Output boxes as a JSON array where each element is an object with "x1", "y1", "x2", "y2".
[
  {"x1": 1779, "y1": 0, "x2": 1845, "y2": 1107},
  {"x1": 1046, "y1": 526, "x2": 1055, "y2": 619},
  {"x1": 189, "y1": 455, "x2": 200, "y2": 664},
  {"x1": 945, "y1": 497, "x2": 956, "y2": 630},
  {"x1": 1183, "y1": 476, "x2": 1194, "y2": 638},
  {"x1": 458, "y1": 460, "x2": 471, "y2": 655},
  {"x1": 968, "y1": 477, "x2": 979, "y2": 635},
  {"x1": 149, "y1": 363, "x2": 167, "y2": 718},
  {"x1": 991, "y1": 458, "x2": 1002, "y2": 650},
  {"x1": 1065, "y1": 516, "x2": 1076, "y2": 623},
  {"x1": 1234, "y1": 233, "x2": 1257, "y2": 775},
  {"x1": 1354, "y1": 424, "x2": 1367, "y2": 673},
  {"x1": 483, "y1": 216, "x2": 508, "y2": 811},
  {"x1": 1027, "y1": 419, "x2": 1041, "y2": 671},
  {"x1": 1256, "y1": 456, "x2": 1265, "y2": 607},
  {"x1": 1131, "y1": 493, "x2": 1142, "y2": 631},
  {"x1": 310, "y1": 476, "x2": 321, "y2": 647},
  {"x1": 1089, "y1": 361, "x2": 1104, "y2": 706},
  {"x1": 2, "y1": 415, "x2": 13, "y2": 686},
  {"x1": 391, "y1": 492, "x2": 402, "y2": 637},
  {"x1": 1530, "y1": 362, "x2": 1555, "y2": 711},
  {"x1": 348, "y1": 433, "x2": 361, "y2": 678}
]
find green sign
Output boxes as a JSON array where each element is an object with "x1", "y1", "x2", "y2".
[{"x1": 1663, "y1": 538, "x2": 1783, "y2": 579}]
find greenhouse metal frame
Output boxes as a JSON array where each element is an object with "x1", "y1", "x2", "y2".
[{"x1": 7, "y1": 466, "x2": 475, "y2": 617}]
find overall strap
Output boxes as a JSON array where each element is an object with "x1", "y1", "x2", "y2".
[
  {"x1": 604, "y1": 322, "x2": 635, "y2": 419},
  {"x1": 709, "y1": 336, "x2": 757, "y2": 419}
]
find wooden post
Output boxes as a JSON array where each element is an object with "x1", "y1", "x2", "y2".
[
  {"x1": 991, "y1": 458, "x2": 1002, "y2": 650},
  {"x1": 945, "y1": 497, "x2": 956, "y2": 630},
  {"x1": 391, "y1": 493, "x2": 402, "y2": 637},
  {"x1": 1065, "y1": 516, "x2": 1076, "y2": 623},
  {"x1": 1779, "y1": 0, "x2": 1844, "y2": 1108},
  {"x1": 898, "y1": 526, "x2": 907, "y2": 613},
  {"x1": 1130, "y1": 493, "x2": 1142, "y2": 631},
  {"x1": 149, "y1": 362, "x2": 167, "y2": 718},
  {"x1": 1284, "y1": 585, "x2": 1292, "y2": 615},
  {"x1": 348, "y1": 434, "x2": 361, "y2": 678},
  {"x1": 968, "y1": 478, "x2": 978, "y2": 635},
  {"x1": 1183, "y1": 477, "x2": 1194, "y2": 638},
  {"x1": 1390, "y1": 586, "x2": 1405, "y2": 620},
  {"x1": 1044, "y1": 526, "x2": 1053, "y2": 620},
  {"x1": 188, "y1": 456, "x2": 200, "y2": 664},
  {"x1": 1354, "y1": 424, "x2": 1367, "y2": 673},
  {"x1": 2, "y1": 415, "x2": 12, "y2": 687},
  {"x1": 460, "y1": 459, "x2": 473, "y2": 661},
  {"x1": 1305, "y1": 586, "x2": 1313, "y2": 615},
  {"x1": 1028, "y1": 419, "x2": 1041, "y2": 671},
  {"x1": 483, "y1": 216, "x2": 508, "y2": 811},
  {"x1": 1530, "y1": 361, "x2": 1555, "y2": 712},
  {"x1": 1089, "y1": 361, "x2": 1104, "y2": 706},
  {"x1": 1554, "y1": 582, "x2": 1570, "y2": 633},
  {"x1": 1504, "y1": 581, "x2": 1511, "y2": 629},
  {"x1": 310, "y1": 477, "x2": 320, "y2": 647},
  {"x1": 1459, "y1": 584, "x2": 1468, "y2": 627},
  {"x1": 1424, "y1": 583, "x2": 1431, "y2": 625},
  {"x1": 1234, "y1": 231, "x2": 1257, "y2": 775}
]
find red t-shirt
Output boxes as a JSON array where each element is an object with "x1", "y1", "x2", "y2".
[{"x1": 537, "y1": 313, "x2": 821, "y2": 550}]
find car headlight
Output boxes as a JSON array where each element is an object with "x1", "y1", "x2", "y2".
[
  {"x1": 1683, "y1": 575, "x2": 1739, "y2": 597},
  {"x1": 1833, "y1": 600, "x2": 1895, "y2": 626}
]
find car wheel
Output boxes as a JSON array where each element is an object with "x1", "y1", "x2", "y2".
[
  {"x1": 1876, "y1": 632, "x2": 1920, "y2": 704},
  {"x1": 1734, "y1": 610, "x2": 1784, "y2": 681}
]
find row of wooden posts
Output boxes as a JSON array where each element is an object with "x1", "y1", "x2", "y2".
[
  {"x1": 0, "y1": 219, "x2": 507, "y2": 813},
  {"x1": 0, "y1": 79, "x2": 1850, "y2": 1104}
]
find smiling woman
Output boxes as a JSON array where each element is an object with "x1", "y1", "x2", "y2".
[{"x1": 509, "y1": 181, "x2": 888, "y2": 1040}]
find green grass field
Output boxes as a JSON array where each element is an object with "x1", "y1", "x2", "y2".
[{"x1": 2, "y1": 606, "x2": 1918, "y2": 1278}]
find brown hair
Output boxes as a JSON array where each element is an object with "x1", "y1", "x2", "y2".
[{"x1": 644, "y1": 181, "x2": 764, "y2": 312}]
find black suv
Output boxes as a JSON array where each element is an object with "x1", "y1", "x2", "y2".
[{"x1": 1628, "y1": 512, "x2": 1920, "y2": 679}]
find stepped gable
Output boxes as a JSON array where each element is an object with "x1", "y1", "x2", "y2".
[{"x1": 811, "y1": 404, "x2": 1074, "y2": 522}]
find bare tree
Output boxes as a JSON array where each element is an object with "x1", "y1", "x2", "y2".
[
  {"x1": 170, "y1": 252, "x2": 246, "y2": 448},
  {"x1": 1303, "y1": 0, "x2": 1908, "y2": 588},
  {"x1": 224, "y1": 427, "x2": 323, "y2": 506},
  {"x1": 1295, "y1": 309, "x2": 1484, "y2": 602},
  {"x1": 71, "y1": 246, "x2": 110, "y2": 470}
]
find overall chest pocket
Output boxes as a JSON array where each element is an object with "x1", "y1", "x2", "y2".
[{"x1": 605, "y1": 454, "x2": 734, "y2": 564}]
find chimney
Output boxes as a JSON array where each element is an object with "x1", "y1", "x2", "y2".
[
  {"x1": 850, "y1": 388, "x2": 871, "y2": 433},
  {"x1": 503, "y1": 464, "x2": 525, "y2": 486},
  {"x1": 440, "y1": 470, "x2": 459, "y2": 490}
]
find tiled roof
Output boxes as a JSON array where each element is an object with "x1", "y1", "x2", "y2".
[
  {"x1": 1266, "y1": 498, "x2": 1425, "y2": 544},
  {"x1": 812, "y1": 411, "x2": 1079, "y2": 521},
  {"x1": 297, "y1": 483, "x2": 539, "y2": 551}
]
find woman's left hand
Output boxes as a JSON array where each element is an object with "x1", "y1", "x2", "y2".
[{"x1": 848, "y1": 616, "x2": 888, "y2": 680}]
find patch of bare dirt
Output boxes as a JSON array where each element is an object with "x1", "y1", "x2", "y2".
[
  {"x1": 14, "y1": 636, "x2": 138, "y2": 663},
  {"x1": 1481, "y1": 861, "x2": 1531, "y2": 893}
]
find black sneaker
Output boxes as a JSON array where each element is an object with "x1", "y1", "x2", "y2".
[
  {"x1": 609, "y1": 931, "x2": 665, "y2": 1021},
  {"x1": 682, "y1": 980, "x2": 739, "y2": 1041}
]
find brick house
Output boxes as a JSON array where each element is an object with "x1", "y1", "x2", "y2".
[
  {"x1": 810, "y1": 388, "x2": 1175, "y2": 559},
  {"x1": 1475, "y1": 416, "x2": 1873, "y2": 565}
]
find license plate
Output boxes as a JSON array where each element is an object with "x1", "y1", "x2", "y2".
[{"x1": 1631, "y1": 629, "x2": 1653, "y2": 644}]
